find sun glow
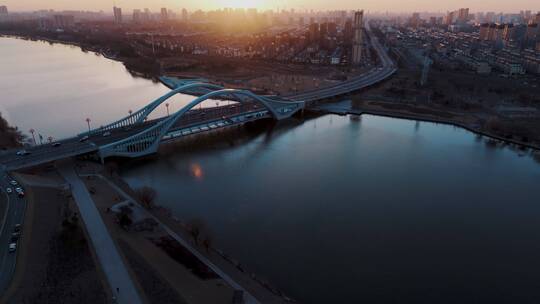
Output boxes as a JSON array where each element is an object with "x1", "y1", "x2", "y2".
[{"x1": 221, "y1": 0, "x2": 268, "y2": 9}]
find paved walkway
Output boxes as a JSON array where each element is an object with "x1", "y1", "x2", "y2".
[{"x1": 58, "y1": 162, "x2": 142, "y2": 304}]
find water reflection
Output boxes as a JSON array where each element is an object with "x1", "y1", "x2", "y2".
[
  {"x1": 122, "y1": 114, "x2": 540, "y2": 304},
  {"x1": 190, "y1": 163, "x2": 204, "y2": 180}
]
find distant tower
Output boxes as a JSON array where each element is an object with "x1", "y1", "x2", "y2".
[
  {"x1": 420, "y1": 56, "x2": 432, "y2": 86},
  {"x1": 352, "y1": 10, "x2": 364, "y2": 65},
  {"x1": 182, "y1": 8, "x2": 188, "y2": 21},
  {"x1": 161, "y1": 8, "x2": 168, "y2": 21},
  {"x1": 113, "y1": 6, "x2": 122, "y2": 23}
]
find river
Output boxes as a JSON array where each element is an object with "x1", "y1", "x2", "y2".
[{"x1": 3, "y1": 37, "x2": 540, "y2": 304}]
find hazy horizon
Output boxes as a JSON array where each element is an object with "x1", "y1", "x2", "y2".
[{"x1": 1, "y1": 0, "x2": 540, "y2": 13}]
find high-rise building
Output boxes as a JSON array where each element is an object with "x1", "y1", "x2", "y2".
[
  {"x1": 0, "y1": 5, "x2": 7, "y2": 21},
  {"x1": 525, "y1": 23, "x2": 538, "y2": 45},
  {"x1": 113, "y1": 6, "x2": 122, "y2": 23},
  {"x1": 352, "y1": 10, "x2": 364, "y2": 65},
  {"x1": 411, "y1": 12, "x2": 421, "y2": 28},
  {"x1": 143, "y1": 8, "x2": 151, "y2": 22},
  {"x1": 182, "y1": 8, "x2": 188, "y2": 21},
  {"x1": 319, "y1": 22, "x2": 328, "y2": 37},
  {"x1": 479, "y1": 23, "x2": 490, "y2": 40},
  {"x1": 445, "y1": 11, "x2": 455, "y2": 25},
  {"x1": 309, "y1": 22, "x2": 319, "y2": 41},
  {"x1": 133, "y1": 9, "x2": 141, "y2": 23},
  {"x1": 502, "y1": 23, "x2": 515, "y2": 41},
  {"x1": 54, "y1": 15, "x2": 75, "y2": 29},
  {"x1": 458, "y1": 8, "x2": 469, "y2": 23},
  {"x1": 343, "y1": 18, "x2": 353, "y2": 46},
  {"x1": 161, "y1": 8, "x2": 168, "y2": 21}
]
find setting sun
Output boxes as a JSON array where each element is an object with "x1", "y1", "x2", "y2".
[{"x1": 219, "y1": 0, "x2": 268, "y2": 9}]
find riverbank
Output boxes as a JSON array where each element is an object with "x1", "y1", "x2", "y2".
[
  {"x1": 312, "y1": 99, "x2": 540, "y2": 153},
  {"x1": 0, "y1": 112, "x2": 25, "y2": 150},
  {"x1": 74, "y1": 160, "x2": 295, "y2": 304}
]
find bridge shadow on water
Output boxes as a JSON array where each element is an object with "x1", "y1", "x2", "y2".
[{"x1": 113, "y1": 112, "x2": 323, "y2": 170}]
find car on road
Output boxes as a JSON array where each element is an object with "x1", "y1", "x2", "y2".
[
  {"x1": 14, "y1": 224, "x2": 21, "y2": 232},
  {"x1": 8, "y1": 243, "x2": 16, "y2": 253},
  {"x1": 102, "y1": 131, "x2": 111, "y2": 137},
  {"x1": 6, "y1": 188, "x2": 12, "y2": 194},
  {"x1": 15, "y1": 187, "x2": 23, "y2": 193},
  {"x1": 10, "y1": 180, "x2": 17, "y2": 186},
  {"x1": 221, "y1": 116, "x2": 233, "y2": 123},
  {"x1": 16, "y1": 150, "x2": 31, "y2": 156},
  {"x1": 79, "y1": 135, "x2": 89, "y2": 142},
  {"x1": 52, "y1": 142, "x2": 62, "y2": 147},
  {"x1": 12, "y1": 232, "x2": 20, "y2": 238}
]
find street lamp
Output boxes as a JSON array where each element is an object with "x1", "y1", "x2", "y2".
[
  {"x1": 29, "y1": 129, "x2": 36, "y2": 145},
  {"x1": 86, "y1": 118, "x2": 91, "y2": 132}
]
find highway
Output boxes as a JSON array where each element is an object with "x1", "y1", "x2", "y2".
[
  {"x1": 0, "y1": 173, "x2": 27, "y2": 296},
  {"x1": 286, "y1": 24, "x2": 396, "y2": 103}
]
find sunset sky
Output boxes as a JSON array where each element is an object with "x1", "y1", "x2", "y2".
[{"x1": 2, "y1": 0, "x2": 540, "y2": 13}]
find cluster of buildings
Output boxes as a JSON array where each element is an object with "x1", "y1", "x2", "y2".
[
  {"x1": 385, "y1": 23, "x2": 540, "y2": 77},
  {"x1": 0, "y1": 5, "x2": 370, "y2": 67},
  {"x1": 0, "y1": 5, "x2": 8, "y2": 22},
  {"x1": 478, "y1": 13, "x2": 540, "y2": 48},
  {"x1": 377, "y1": 8, "x2": 540, "y2": 77},
  {"x1": 135, "y1": 10, "x2": 365, "y2": 66}
]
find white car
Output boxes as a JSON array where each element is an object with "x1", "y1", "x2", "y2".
[
  {"x1": 15, "y1": 187, "x2": 23, "y2": 193},
  {"x1": 6, "y1": 188, "x2": 12, "y2": 194},
  {"x1": 8, "y1": 243, "x2": 16, "y2": 253},
  {"x1": 16, "y1": 150, "x2": 30, "y2": 156},
  {"x1": 102, "y1": 131, "x2": 111, "y2": 137},
  {"x1": 10, "y1": 180, "x2": 17, "y2": 186},
  {"x1": 79, "y1": 135, "x2": 89, "y2": 142}
]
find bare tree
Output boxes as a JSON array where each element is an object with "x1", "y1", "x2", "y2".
[
  {"x1": 105, "y1": 161, "x2": 119, "y2": 176},
  {"x1": 187, "y1": 218, "x2": 206, "y2": 245},
  {"x1": 136, "y1": 186, "x2": 157, "y2": 209}
]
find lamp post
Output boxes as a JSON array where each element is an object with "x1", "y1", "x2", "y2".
[
  {"x1": 86, "y1": 118, "x2": 91, "y2": 132},
  {"x1": 29, "y1": 129, "x2": 36, "y2": 145}
]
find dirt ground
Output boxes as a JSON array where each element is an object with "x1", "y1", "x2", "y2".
[
  {"x1": 3, "y1": 171, "x2": 109, "y2": 304},
  {"x1": 161, "y1": 54, "x2": 369, "y2": 95}
]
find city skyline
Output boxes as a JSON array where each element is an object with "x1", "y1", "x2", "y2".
[{"x1": 2, "y1": 0, "x2": 540, "y2": 13}]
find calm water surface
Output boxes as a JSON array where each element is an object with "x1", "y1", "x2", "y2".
[
  {"x1": 3, "y1": 37, "x2": 540, "y2": 304},
  {"x1": 122, "y1": 115, "x2": 540, "y2": 304},
  {"x1": 0, "y1": 37, "x2": 193, "y2": 139}
]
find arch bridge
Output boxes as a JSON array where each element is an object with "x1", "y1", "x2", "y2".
[{"x1": 91, "y1": 83, "x2": 304, "y2": 160}]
